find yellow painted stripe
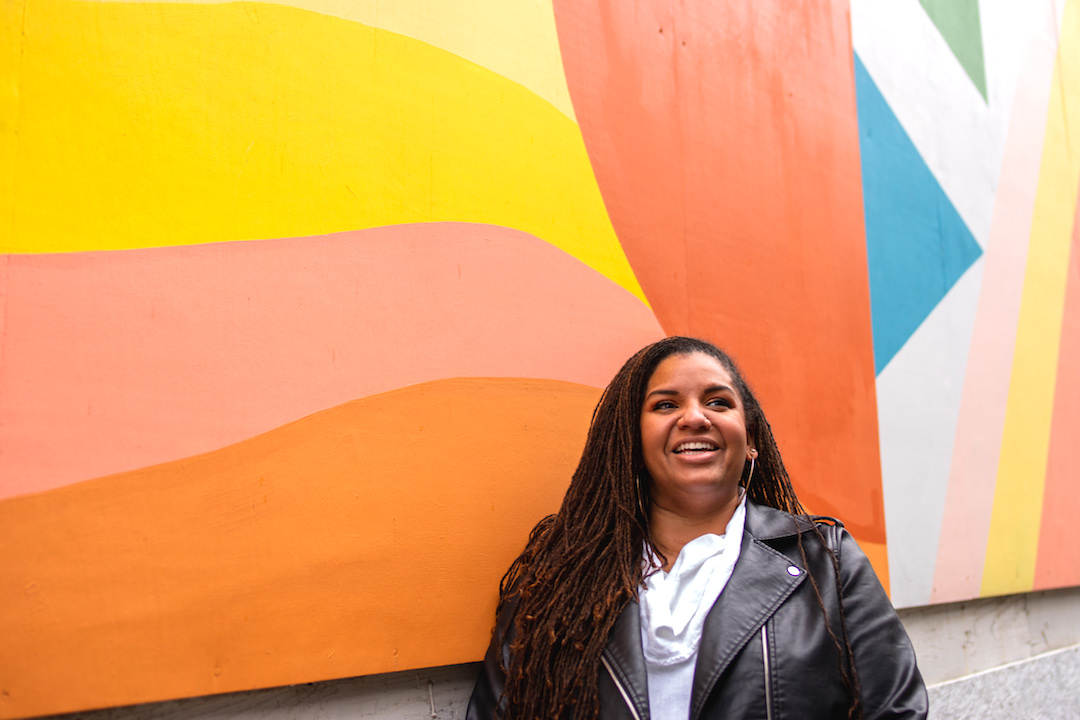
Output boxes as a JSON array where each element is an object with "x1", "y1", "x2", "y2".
[
  {"x1": 981, "y1": 0, "x2": 1080, "y2": 597},
  {"x1": 0, "y1": 0, "x2": 22, "y2": 227},
  {"x1": 3, "y1": 0, "x2": 644, "y2": 303},
  {"x1": 83, "y1": 0, "x2": 577, "y2": 120}
]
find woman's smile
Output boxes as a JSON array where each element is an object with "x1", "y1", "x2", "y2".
[{"x1": 673, "y1": 441, "x2": 717, "y2": 453}]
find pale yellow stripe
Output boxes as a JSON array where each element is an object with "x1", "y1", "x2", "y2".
[
  {"x1": 82, "y1": 0, "x2": 576, "y2": 121},
  {"x1": 981, "y1": 0, "x2": 1080, "y2": 597},
  {"x1": 4, "y1": 0, "x2": 644, "y2": 303}
]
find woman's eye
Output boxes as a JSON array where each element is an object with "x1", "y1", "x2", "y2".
[
  {"x1": 707, "y1": 398, "x2": 733, "y2": 408},
  {"x1": 654, "y1": 401, "x2": 676, "y2": 410}
]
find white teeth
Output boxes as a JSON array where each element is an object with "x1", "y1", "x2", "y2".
[{"x1": 675, "y1": 441, "x2": 717, "y2": 453}]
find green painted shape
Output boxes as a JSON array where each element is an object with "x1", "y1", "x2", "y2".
[{"x1": 919, "y1": 0, "x2": 988, "y2": 101}]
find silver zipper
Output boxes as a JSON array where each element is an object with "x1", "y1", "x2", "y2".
[
  {"x1": 761, "y1": 625, "x2": 773, "y2": 720},
  {"x1": 600, "y1": 654, "x2": 643, "y2": 720}
]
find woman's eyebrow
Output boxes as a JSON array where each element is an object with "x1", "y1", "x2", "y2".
[{"x1": 644, "y1": 384, "x2": 734, "y2": 399}]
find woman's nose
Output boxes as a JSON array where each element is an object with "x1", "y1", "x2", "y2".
[{"x1": 678, "y1": 403, "x2": 710, "y2": 428}]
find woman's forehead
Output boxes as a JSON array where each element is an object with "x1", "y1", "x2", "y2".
[{"x1": 646, "y1": 352, "x2": 735, "y2": 389}]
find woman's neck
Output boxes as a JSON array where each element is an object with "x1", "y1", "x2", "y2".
[{"x1": 648, "y1": 490, "x2": 743, "y2": 571}]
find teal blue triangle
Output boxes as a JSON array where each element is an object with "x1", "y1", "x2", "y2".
[{"x1": 855, "y1": 54, "x2": 983, "y2": 374}]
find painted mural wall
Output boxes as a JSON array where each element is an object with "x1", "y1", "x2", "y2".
[{"x1": 0, "y1": 0, "x2": 1077, "y2": 717}]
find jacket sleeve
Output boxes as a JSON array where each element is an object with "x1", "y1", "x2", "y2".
[
  {"x1": 466, "y1": 595, "x2": 517, "y2": 720},
  {"x1": 836, "y1": 528, "x2": 929, "y2": 720}
]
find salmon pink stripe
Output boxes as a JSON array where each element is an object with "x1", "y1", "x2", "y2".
[{"x1": 0, "y1": 223, "x2": 663, "y2": 499}]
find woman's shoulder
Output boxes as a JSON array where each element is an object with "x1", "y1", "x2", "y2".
[{"x1": 744, "y1": 501, "x2": 844, "y2": 539}]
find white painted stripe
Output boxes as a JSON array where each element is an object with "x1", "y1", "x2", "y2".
[
  {"x1": 851, "y1": 0, "x2": 1045, "y2": 248},
  {"x1": 878, "y1": 259, "x2": 982, "y2": 608}
]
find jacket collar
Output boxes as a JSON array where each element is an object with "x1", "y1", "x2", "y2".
[
  {"x1": 602, "y1": 503, "x2": 813, "y2": 720},
  {"x1": 742, "y1": 500, "x2": 819, "y2": 541}
]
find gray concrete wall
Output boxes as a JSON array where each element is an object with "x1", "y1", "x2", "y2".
[
  {"x1": 900, "y1": 586, "x2": 1080, "y2": 719},
  {"x1": 36, "y1": 586, "x2": 1080, "y2": 720},
  {"x1": 897, "y1": 586, "x2": 1080, "y2": 685}
]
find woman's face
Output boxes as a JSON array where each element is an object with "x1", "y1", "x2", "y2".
[{"x1": 640, "y1": 352, "x2": 755, "y2": 510}]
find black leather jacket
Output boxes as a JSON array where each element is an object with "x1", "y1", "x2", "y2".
[{"x1": 468, "y1": 502, "x2": 927, "y2": 719}]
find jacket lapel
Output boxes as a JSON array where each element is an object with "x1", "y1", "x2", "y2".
[
  {"x1": 602, "y1": 600, "x2": 650, "y2": 720},
  {"x1": 689, "y1": 503, "x2": 807, "y2": 720}
]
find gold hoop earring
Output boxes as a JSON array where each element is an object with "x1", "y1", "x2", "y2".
[
  {"x1": 636, "y1": 473, "x2": 648, "y2": 519},
  {"x1": 744, "y1": 456, "x2": 756, "y2": 491}
]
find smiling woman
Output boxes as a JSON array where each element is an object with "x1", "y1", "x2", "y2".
[{"x1": 467, "y1": 337, "x2": 927, "y2": 720}]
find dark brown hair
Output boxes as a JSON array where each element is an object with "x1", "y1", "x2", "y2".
[{"x1": 495, "y1": 337, "x2": 861, "y2": 719}]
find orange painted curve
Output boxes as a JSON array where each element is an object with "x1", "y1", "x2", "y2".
[
  {"x1": 0, "y1": 377, "x2": 601, "y2": 720},
  {"x1": 552, "y1": 1, "x2": 883, "y2": 542},
  {"x1": 1034, "y1": 208, "x2": 1080, "y2": 590},
  {"x1": 0, "y1": 223, "x2": 663, "y2": 500}
]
